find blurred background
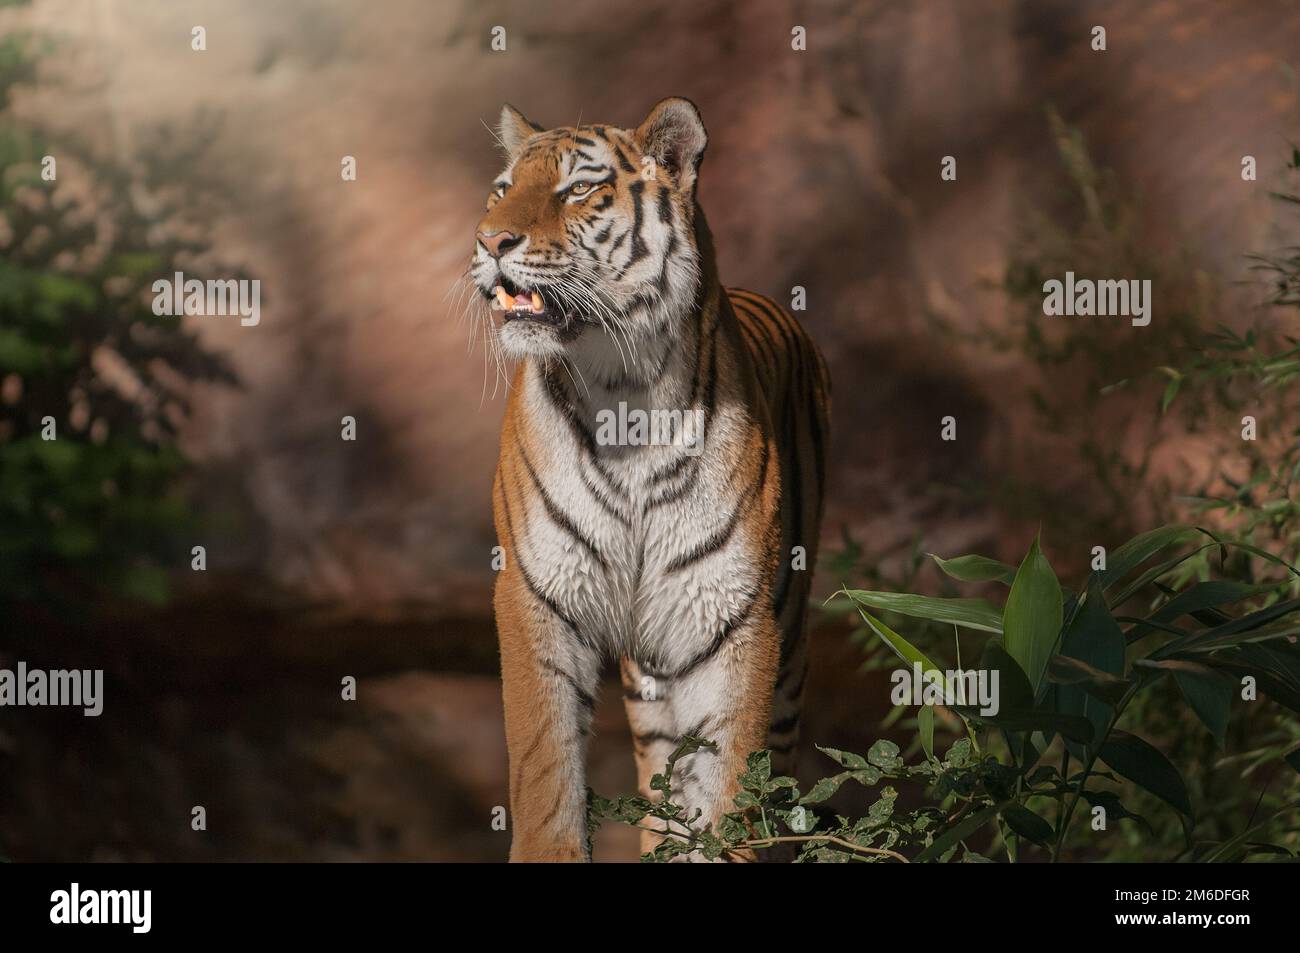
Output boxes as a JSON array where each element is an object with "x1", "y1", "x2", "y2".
[{"x1": 1, "y1": 0, "x2": 1298, "y2": 861}]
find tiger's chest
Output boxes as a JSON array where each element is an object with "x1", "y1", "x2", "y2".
[{"x1": 504, "y1": 380, "x2": 768, "y2": 668}]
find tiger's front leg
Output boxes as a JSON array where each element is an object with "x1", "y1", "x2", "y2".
[
  {"x1": 494, "y1": 564, "x2": 600, "y2": 862},
  {"x1": 656, "y1": 603, "x2": 782, "y2": 859}
]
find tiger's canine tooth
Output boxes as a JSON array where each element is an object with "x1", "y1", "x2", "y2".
[
  {"x1": 531, "y1": 292, "x2": 543, "y2": 313},
  {"x1": 495, "y1": 287, "x2": 514, "y2": 311}
]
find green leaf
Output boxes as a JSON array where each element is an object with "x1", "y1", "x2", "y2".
[
  {"x1": 918, "y1": 704, "x2": 936, "y2": 761},
  {"x1": 1080, "y1": 789, "x2": 1154, "y2": 836},
  {"x1": 1199, "y1": 651, "x2": 1300, "y2": 715},
  {"x1": 798, "y1": 775, "x2": 846, "y2": 806},
  {"x1": 866, "y1": 786, "x2": 898, "y2": 826},
  {"x1": 1002, "y1": 535, "x2": 1063, "y2": 693},
  {"x1": 853, "y1": 609, "x2": 946, "y2": 679},
  {"x1": 979, "y1": 640, "x2": 1035, "y2": 710},
  {"x1": 1001, "y1": 803, "x2": 1054, "y2": 846},
  {"x1": 944, "y1": 737, "x2": 973, "y2": 768},
  {"x1": 1099, "y1": 730, "x2": 1192, "y2": 816},
  {"x1": 914, "y1": 802, "x2": 1008, "y2": 863},
  {"x1": 930, "y1": 553, "x2": 1017, "y2": 585},
  {"x1": 1156, "y1": 597, "x2": 1300, "y2": 655},
  {"x1": 842, "y1": 590, "x2": 1003, "y2": 633},
  {"x1": 1097, "y1": 525, "x2": 1200, "y2": 593},
  {"x1": 1126, "y1": 580, "x2": 1272, "y2": 643},
  {"x1": 1055, "y1": 576, "x2": 1128, "y2": 758},
  {"x1": 970, "y1": 707, "x2": 1095, "y2": 744},
  {"x1": 738, "y1": 750, "x2": 772, "y2": 791},
  {"x1": 868, "y1": 739, "x2": 903, "y2": 771},
  {"x1": 797, "y1": 760, "x2": 882, "y2": 805},
  {"x1": 1107, "y1": 542, "x2": 1222, "y2": 608},
  {"x1": 1285, "y1": 745, "x2": 1300, "y2": 775},
  {"x1": 1172, "y1": 666, "x2": 1232, "y2": 749},
  {"x1": 1200, "y1": 801, "x2": 1300, "y2": 862},
  {"x1": 1048, "y1": 655, "x2": 1131, "y2": 705},
  {"x1": 816, "y1": 745, "x2": 869, "y2": 770},
  {"x1": 1132, "y1": 659, "x2": 1233, "y2": 748}
]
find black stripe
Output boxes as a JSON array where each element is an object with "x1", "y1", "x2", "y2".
[
  {"x1": 662, "y1": 431, "x2": 771, "y2": 573},
  {"x1": 664, "y1": 589, "x2": 759, "y2": 680},
  {"x1": 736, "y1": 309, "x2": 777, "y2": 385},
  {"x1": 645, "y1": 460, "x2": 701, "y2": 510},
  {"x1": 517, "y1": 437, "x2": 609, "y2": 571},
  {"x1": 577, "y1": 455, "x2": 632, "y2": 527},
  {"x1": 702, "y1": 293, "x2": 728, "y2": 414},
  {"x1": 543, "y1": 659, "x2": 596, "y2": 715},
  {"x1": 626, "y1": 181, "x2": 649, "y2": 265},
  {"x1": 686, "y1": 291, "x2": 710, "y2": 406},
  {"x1": 541, "y1": 368, "x2": 630, "y2": 501},
  {"x1": 496, "y1": 477, "x2": 596, "y2": 652},
  {"x1": 656, "y1": 186, "x2": 673, "y2": 224},
  {"x1": 665, "y1": 495, "x2": 742, "y2": 573},
  {"x1": 650, "y1": 451, "x2": 693, "y2": 485}
]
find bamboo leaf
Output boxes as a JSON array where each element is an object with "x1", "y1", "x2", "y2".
[
  {"x1": 1099, "y1": 730, "x2": 1192, "y2": 817},
  {"x1": 930, "y1": 553, "x2": 1017, "y2": 585},
  {"x1": 1002, "y1": 535, "x2": 1063, "y2": 693},
  {"x1": 843, "y1": 590, "x2": 1004, "y2": 634}
]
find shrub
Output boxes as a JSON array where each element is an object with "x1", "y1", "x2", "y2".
[{"x1": 590, "y1": 527, "x2": 1300, "y2": 862}]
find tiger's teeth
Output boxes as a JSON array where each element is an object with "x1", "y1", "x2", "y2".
[
  {"x1": 494, "y1": 287, "x2": 513, "y2": 311},
  {"x1": 531, "y1": 292, "x2": 543, "y2": 313}
]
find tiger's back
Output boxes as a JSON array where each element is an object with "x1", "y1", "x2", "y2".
[{"x1": 725, "y1": 287, "x2": 830, "y2": 767}]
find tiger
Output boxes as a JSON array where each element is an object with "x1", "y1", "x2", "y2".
[{"x1": 468, "y1": 97, "x2": 830, "y2": 862}]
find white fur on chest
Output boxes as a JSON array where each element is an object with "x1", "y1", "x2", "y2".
[{"x1": 512, "y1": 367, "x2": 760, "y2": 669}]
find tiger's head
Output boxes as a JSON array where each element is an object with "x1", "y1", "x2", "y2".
[{"x1": 470, "y1": 98, "x2": 708, "y2": 366}]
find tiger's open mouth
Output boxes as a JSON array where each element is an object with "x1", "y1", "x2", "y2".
[{"x1": 492, "y1": 277, "x2": 564, "y2": 326}]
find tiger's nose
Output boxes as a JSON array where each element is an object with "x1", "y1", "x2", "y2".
[{"x1": 478, "y1": 230, "x2": 523, "y2": 258}]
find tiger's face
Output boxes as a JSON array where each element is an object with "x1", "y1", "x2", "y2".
[{"x1": 470, "y1": 98, "x2": 708, "y2": 364}]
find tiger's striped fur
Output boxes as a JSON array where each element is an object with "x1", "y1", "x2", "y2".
[{"x1": 470, "y1": 99, "x2": 829, "y2": 862}]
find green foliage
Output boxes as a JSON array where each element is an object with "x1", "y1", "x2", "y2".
[
  {"x1": 837, "y1": 527, "x2": 1300, "y2": 861},
  {"x1": 590, "y1": 735, "x2": 1011, "y2": 863},
  {"x1": 591, "y1": 528, "x2": 1300, "y2": 862},
  {"x1": 0, "y1": 26, "x2": 236, "y2": 608}
]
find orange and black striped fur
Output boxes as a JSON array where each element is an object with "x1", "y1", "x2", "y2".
[{"x1": 468, "y1": 99, "x2": 829, "y2": 861}]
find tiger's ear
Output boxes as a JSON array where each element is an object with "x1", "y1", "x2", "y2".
[
  {"x1": 634, "y1": 97, "x2": 707, "y2": 199},
  {"x1": 497, "y1": 104, "x2": 542, "y2": 158}
]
